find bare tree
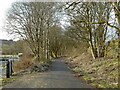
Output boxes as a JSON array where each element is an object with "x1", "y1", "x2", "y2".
[
  {"x1": 5, "y1": 2, "x2": 57, "y2": 63},
  {"x1": 65, "y1": 2, "x2": 112, "y2": 59}
]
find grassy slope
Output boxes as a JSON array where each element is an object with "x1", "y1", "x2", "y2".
[{"x1": 65, "y1": 53, "x2": 118, "y2": 88}]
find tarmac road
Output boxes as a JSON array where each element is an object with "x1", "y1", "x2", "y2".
[{"x1": 3, "y1": 58, "x2": 93, "y2": 88}]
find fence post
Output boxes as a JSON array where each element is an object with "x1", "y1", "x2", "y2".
[
  {"x1": 10, "y1": 60, "x2": 13, "y2": 75},
  {"x1": 6, "y1": 60, "x2": 10, "y2": 78}
]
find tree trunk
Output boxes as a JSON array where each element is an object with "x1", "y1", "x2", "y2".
[
  {"x1": 112, "y1": 2, "x2": 120, "y2": 88},
  {"x1": 89, "y1": 29, "x2": 98, "y2": 59},
  {"x1": 117, "y1": 35, "x2": 120, "y2": 85},
  {"x1": 89, "y1": 41, "x2": 98, "y2": 59}
]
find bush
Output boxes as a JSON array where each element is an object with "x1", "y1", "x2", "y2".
[{"x1": 13, "y1": 55, "x2": 33, "y2": 73}]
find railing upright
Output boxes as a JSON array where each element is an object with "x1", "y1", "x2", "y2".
[{"x1": 6, "y1": 60, "x2": 10, "y2": 78}]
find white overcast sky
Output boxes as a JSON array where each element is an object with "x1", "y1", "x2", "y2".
[
  {"x1": 0, "y1": 0, "x2": 117, "y2": 40},
  {"x1": 0, "y1": 0, "x2": 16, "y2": 40}
]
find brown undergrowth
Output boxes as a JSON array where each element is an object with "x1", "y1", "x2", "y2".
[
  {"x1": 12, "y1": 54, "x2": 33, "y2": 73},
  {"x1": 64, "y1": 53, "x2": 118, "y2": 88}
]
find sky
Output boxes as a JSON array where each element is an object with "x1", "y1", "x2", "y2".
[
  {"x1": 0, "y1": 0, "x2": 16, "y2": 40},
  {"x1": 0, "y1": 0, "x2": 70, "y2": 41},
  {"x1": 0, "y1": 0, "x2": 68, "y2": 40},
  {"x1": 0, "y1": 0, "x2": 117, "y2": 41}
]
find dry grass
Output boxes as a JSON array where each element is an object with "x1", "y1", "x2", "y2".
[
  {"x1": 65, "y1": 53, "x2": 118, "y2": 88},
  {"x1": 13, "y1": 54, "x2": 33, "y2": 73}
]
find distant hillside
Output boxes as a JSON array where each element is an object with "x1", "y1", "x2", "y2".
[{"x1": 0, "y1": 39, "x2": 15, "y2": 45}]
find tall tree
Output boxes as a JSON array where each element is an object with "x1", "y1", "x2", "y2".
[
  {"x1": 5, "y1": 2, "x2": 57, "y2": 62},
  {"x1": 65, "y1": 2, "x2": 112, "y2": 59},
  {"x1": 111, "y1": 1, "x2": 120, "y2": 87}
]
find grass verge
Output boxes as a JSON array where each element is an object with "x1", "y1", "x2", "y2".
[
  {"x1": 0, "y1": 76, "x2": 18, "y2": 86},
  {"x1": 64, "y1": 54, "x2": 118, "y2": 88}
]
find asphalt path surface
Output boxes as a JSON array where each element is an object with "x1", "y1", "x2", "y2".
[{"x1": 3, "y1": 58, "x2": 92, "y2": 88}]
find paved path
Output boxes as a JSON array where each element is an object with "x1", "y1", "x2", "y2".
[{"x1": 3, "y1": 58, "x2": 92, "y2": 88}]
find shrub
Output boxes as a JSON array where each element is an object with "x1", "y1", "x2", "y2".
[{"x1": 13, "y1": 54, "x2": 33, "y2": 73}]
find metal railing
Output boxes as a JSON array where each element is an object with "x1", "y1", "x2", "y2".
[{"x1": 0, "y1": 57, "x2": 18, "y2": 78}]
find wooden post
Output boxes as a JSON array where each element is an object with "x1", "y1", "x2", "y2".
[{"x1": 6, "y1": 60, "x2": 10, "y2": 78}]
